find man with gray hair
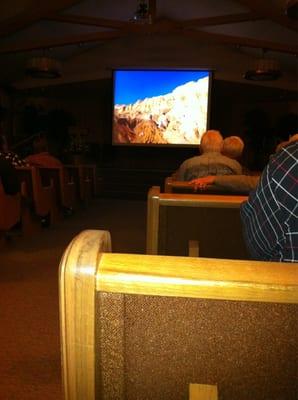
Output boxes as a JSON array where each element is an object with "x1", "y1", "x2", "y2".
[
  {"x1": 176, "y1": 130, "x2": 242, "y2": 181},
  {"x1": 222, "y1": 136, "x2": 244, "y2": 160}
]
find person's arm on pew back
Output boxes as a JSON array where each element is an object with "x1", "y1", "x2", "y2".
[{"x1": 189, "y1": 175, "x2": 260, "y2": 194}]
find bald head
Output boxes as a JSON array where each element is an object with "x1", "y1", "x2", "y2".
[
  {"x1": 222, "y1": 136, "x2": 244, "y2": 160},
  {"x1": 200, "y1": 130, "x2": 223, "y2": 153}
]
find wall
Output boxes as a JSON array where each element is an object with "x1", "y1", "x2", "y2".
[{"x1": 11, "y1": 77, "x2": 297, "y2": 173}]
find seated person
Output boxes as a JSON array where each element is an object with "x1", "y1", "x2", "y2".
[
  {"x1": 26, "y1": 136, "x2": 63, "y2": 168},
  {"x1": 0, "y1": 155, "x2": 20, "y2": 195},
  {"x1": 0, "y1": 135, "x2": 28, "y2": 167},
  {"x1": 189, "y1": 135, "x2": 298, "y2": 194},
  {"x1": 240, "y1": 141, "x2": 297, "y2": 262},
  {"x1": 176, "y1": 130, "x2": 242, "y2": 181},
  {"x1": 221, "y1": 136, "x2": 244, "y2": 161}
]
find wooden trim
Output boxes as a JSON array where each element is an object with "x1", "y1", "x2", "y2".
[
  {"x1": 158, "y1": 193, "x2": 248, "y2": 208},
  {"x1": 164, "y1": 176, "x2": 173, "y2": 193},
  {"x1": 189, "y1": 384, "x2": 218, "y2": 400},
  {"x1": 96, "y1": 253, "x2": 298, "y2": 304},
  {"x1": 59, "y1": 229, "x2": 112, "y2": 400},
  {"x1": 46, "y1": 13, "x2": 131, "y2": 29},
  {"x1": 188, "y1": 240, "x2": 199, "y2": 257},
  {"x1": 146, "y1": 186, "x2": 161, "y2": 254},
  {"x1": 180, "y1": 12, "x2": 261, "y2": 28},
  {"x1": 182, "y1": 28, "x2": 298, "y2": 55}
]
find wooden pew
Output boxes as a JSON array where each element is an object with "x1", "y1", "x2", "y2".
[
  {"x1": 39, "y1": 167, "x2": 77, "y2": 213},
  {"x1": 0, "y1": 181, "x2": 21, "y2": 243},
  {"x1": 65, "y1": 164, "x2": 96, "y2": 205},
  {"x1": 59, "y1": 230, "x2": 298, "y2": 400},
  {"x1": 147, "y1": 186, "x2": 249, "y2": 259},
  {"x1": 16, "y1": 166, "x2": 54, "y2": 231}
]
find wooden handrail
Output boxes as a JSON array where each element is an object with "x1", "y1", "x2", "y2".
[{"x1": 96, "y1": 253, "x2": 298, "y2": 304}]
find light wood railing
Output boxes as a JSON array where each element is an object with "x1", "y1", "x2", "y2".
[{"x1": 59, "y1": 230, "x2": 298, "y2": 400}]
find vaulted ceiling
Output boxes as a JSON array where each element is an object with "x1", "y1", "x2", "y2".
[{"x1": 0, "y1": 0, "x2": 297, "y2": 90}]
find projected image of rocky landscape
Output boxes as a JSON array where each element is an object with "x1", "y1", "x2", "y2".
[{"x1": 113, "y1": 70, "x2": 210, "y2": 146}]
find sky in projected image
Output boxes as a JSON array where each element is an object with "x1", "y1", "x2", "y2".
[{"x1": 114, "y1": 70, "x2": 209, "y2": 105}]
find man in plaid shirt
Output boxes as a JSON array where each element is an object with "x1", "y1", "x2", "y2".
[{"x1": 240, "y1": 141, "x2": 297, "y2": 262}]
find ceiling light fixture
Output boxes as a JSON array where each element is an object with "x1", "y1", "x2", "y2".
[
  {"x1": 243, "y1": 51, "x2": 282, "y2": 81},
  {"x1": 26, "y1": 56, "x2": 62, "y2": 79}
]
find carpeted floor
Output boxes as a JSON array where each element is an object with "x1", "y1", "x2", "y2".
[{"x1": 0, "y1": 199, "x2": 147, "y2": 400}]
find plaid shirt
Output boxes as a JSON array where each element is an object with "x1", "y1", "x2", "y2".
[{"x1": 240, "y1": 142, "x2": 298, "y2": 262}]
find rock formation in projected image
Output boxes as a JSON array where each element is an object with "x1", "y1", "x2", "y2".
[{"x1": 113, "y1": 77, "x2": 209, "y2": 144}]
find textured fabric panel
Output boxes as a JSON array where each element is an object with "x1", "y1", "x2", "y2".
[
  {"x1": 123, "y1": 295, "x2": 297, "y2": 400},
  {"x1": 95, "y1": 293, "x2": 297, "y2": 400},
  {"x1": 95, "y1": 292, "x2": 125, "y2": 400}
]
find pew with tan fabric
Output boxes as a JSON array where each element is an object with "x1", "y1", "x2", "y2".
[
  {"x1": 59, "y1": 230, "x2": 298, "y2": 400},
  {"x1": 147, "y1": 186, "x2": 249, "y2": 259}
]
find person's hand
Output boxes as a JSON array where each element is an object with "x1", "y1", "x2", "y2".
[{"x1": 189, "y1": 176, "x2": 215, "y2": 191}]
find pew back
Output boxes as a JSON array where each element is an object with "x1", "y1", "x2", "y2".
[
  {"x1": 164, "y1": 176, "x2": 248, "y2": 195},
  {"x1": 39, "y1": 167, "x2": 77, "y2": 210},
  {"x1": 147, "y1": 186, "x2": 249, "y2": 259},
  {"x1": 59, "y1": 230, "x2": 298, "y2": 400},
  {"x1": 16, "y1": 166, "x2": 52, "y2": 217},
  {"x1": 65, "y1": 164, "x2": 96, "y2": 205}
]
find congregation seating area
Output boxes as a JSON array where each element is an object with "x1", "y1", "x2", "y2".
[
  {"x1": 0, "y1": 164, "x2": 97, "y2": 243},
  {"x1": 59, "y1": 230, "x2": 298, "y2": 400},
  {"x1": 1, "y1": 170, "x2": 298, "y2": 399}
]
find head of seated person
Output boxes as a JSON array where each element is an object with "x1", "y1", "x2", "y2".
[
  {"x1": 222, "y1": 136, "x2": 244, "y2": 161},
  {"x1": 176, "y1": 130, "x2": 243, "y2": 181},
  {"x1": 200, "y1": 130, "x2": 223, "y2": 154}
]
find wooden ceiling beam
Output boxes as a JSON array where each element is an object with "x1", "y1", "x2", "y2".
[
  {"x1": 179, "y1": 11, "x2": 262, "y2": 28},
  {"x1": 234, "y1": 0, "x2": 298, "y2": 31},
  {"x1": 0, "y1": 0, "x2": 83, "y2": 38},
  {"x1": 45, "y1": 13, "x2": 131, "y2": 30},
  {"x1": 182, "y1": 28, "x2": 298, "y2": 55},
  {"x1": 0, "y1": 31, "x2": 124, "y2": 55},
  {"x1": 45, "y1": 13, "x2": 165, "y2": 33},
  {"x1": 47, "y1": 11, "x2": 262, "y2": 30}
]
